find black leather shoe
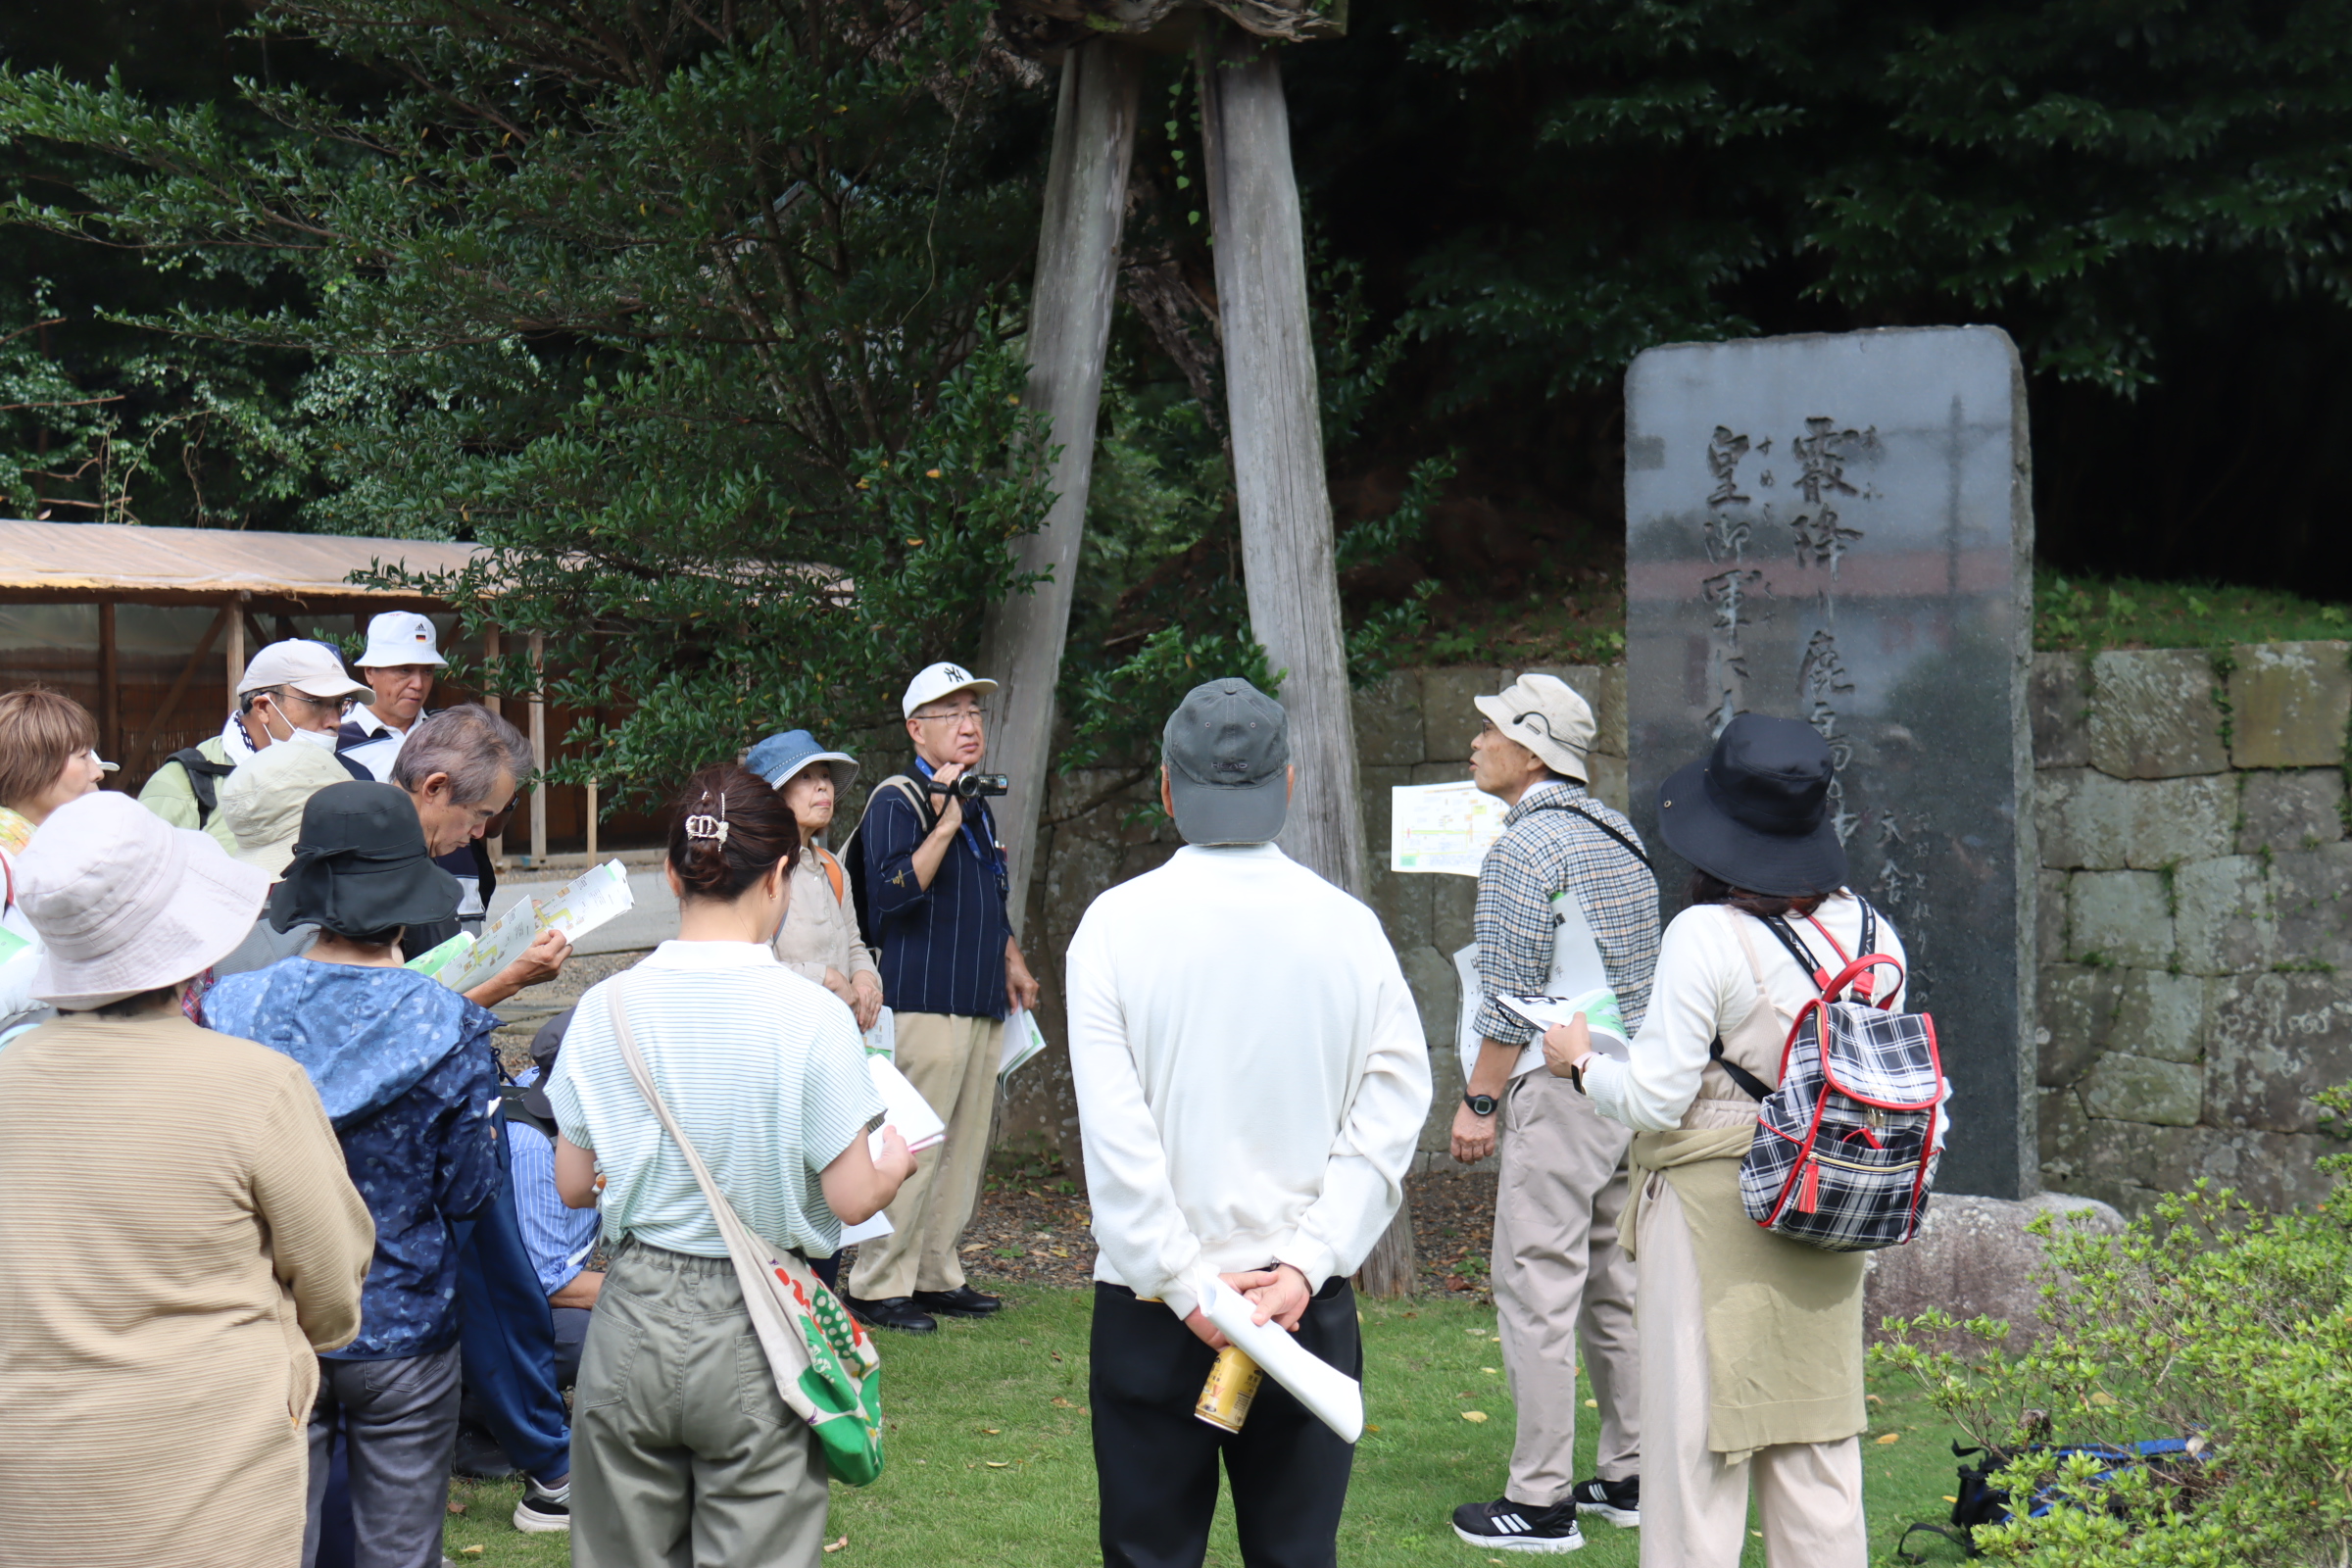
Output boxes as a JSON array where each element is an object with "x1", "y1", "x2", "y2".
[
  {"x1": 912, "y1": 1285, "x2": 1004, "y2": 1318},
  {"x1": 841, "y1": 1293, "x2": 938, "y2": 1334}
]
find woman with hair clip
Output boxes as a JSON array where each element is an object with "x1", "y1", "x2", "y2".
[
  {"x1": 545, "y1": 764, "x2": 917, "y2": 1566},
  {"x1": 1543, "y1": 714, "x2": 1910, "y2": 1567}
]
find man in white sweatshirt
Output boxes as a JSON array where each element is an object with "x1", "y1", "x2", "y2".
[{"x1": 1066, "y1": 678, "x2": 1432, "y2": 1568}]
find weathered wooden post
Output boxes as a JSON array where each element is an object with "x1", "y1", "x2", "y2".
[
  {"x1": 1195, "y1": 20, "x2": 1415, "y2": 1296},
  {"x1": 978, "y1": 37, "x2": 1146, "y2": 936}
]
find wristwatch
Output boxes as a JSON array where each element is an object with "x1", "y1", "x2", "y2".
[{"x1": 1462, "y1": 1091, "x2": 1498, "y2": 1117}]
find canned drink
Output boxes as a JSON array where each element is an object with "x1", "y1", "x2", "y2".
[{"x1": 1195, "y1": 1345, "x2": 1263, "y2": 1434}]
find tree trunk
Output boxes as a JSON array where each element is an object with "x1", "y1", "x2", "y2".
[
  {"x1": 1196, "y1": 28, "x2": 1416, "y2": 1296},
  {"x1": 980, "y1": 38, "x2": 1144, "y2": 942}
]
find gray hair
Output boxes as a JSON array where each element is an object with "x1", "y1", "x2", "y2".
[{"x1": 392, "y1": 704, "x2": 533, "y2": 807}]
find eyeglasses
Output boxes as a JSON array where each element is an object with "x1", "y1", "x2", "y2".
[{"x1": 912, "y1": 707, "x2": 985, "y2": 725}]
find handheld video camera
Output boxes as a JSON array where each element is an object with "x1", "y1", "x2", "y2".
[{"x1": 926, "y1": 771, "x2": 1009, "y2": 801}]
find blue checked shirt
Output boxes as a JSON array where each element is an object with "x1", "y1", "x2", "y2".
[
  {"x1": 1473, "y1": 779, "x2": 1660, "y2": 1044},
  {"x1": 509, "y1": 1068, "x2": 600, "y2": 1296}
]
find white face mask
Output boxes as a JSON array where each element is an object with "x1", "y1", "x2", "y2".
[{"x1": 290, "y1": 726, "x2": 342, "y2": 754}]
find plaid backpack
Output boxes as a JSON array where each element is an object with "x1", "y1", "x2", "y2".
[{"x1": 1709, "y1": 901, "x2": 1948, "y2": 1251}]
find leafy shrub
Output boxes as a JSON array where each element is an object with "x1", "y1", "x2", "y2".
[{"x1": 1877, "y1": 1086, "x2": 2352, "y2": 1564}]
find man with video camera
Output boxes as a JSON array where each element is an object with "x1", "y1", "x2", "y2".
[{"x1": 842, "y1": 662, "x2": 1043, "y2": 1334}]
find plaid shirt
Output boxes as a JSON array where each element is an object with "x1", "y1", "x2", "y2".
[{"x1": 1473, "y1": 778, "x2": 1660, "y2": 1044}]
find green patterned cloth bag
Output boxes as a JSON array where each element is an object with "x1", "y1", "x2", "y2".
[{"x1": 609, "y1": 983, "x2": 886, "y2": 1484}]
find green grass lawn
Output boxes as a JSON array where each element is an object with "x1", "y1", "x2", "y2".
[{"x1": 445, "y1": 1286, "x2": 1973, "y2": 1566}]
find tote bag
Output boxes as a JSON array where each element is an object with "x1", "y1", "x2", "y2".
[{"x1": 608, "y1": 983, "x2": 886, "y2": 1484}]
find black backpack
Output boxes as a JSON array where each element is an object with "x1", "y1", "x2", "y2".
[
  {"x1": 840, "y1": 774, "x2": 932, "y2": 952},
  {"x1": 167, "y1": 746, "x2": 239, "y2": 824}
]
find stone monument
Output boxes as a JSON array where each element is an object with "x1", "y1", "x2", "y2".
[{"x1": 1624, "y1": 326, "x2": 2036, "y2": 1198}]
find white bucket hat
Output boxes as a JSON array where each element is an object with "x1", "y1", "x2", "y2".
[
  {"x1": 901, "y1": 661, "x2": 998, "y2": 719},
  {"x1": 15, "y1": 792, "x2": 270, "y2": 1008},
  {"x1": 1474, "y1": 672, "x2": 1595, "y2": 783},
  {"x1": 220, "y1": 739, "x2": 361, "y2": 875},
  {"x1": 357, "y1": 612, "x2": 448, "y2": 670}
]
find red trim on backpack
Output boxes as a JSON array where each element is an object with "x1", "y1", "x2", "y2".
[{"x1": 1755, "y1": 937, "x2": 1943, "y2": 1239}]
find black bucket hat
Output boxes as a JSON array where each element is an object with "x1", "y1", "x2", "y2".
[
  {"x1": 1656, "y1": 713, "x2": 1850, "y2": 898},
  {"x1": 268, "y1": 780, "x2": 461, "y2": 936}
]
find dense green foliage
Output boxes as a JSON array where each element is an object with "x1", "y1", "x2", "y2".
[
  {"x1": 12, "y1": 0, "x2": 2352, "y2": 782},
  {"x1": 2, "y1": 0, "x2": 1054, "y2": 795},
  {"x1": 1879, "y1": 1086, "x2": 2352, "y2": 1564}
]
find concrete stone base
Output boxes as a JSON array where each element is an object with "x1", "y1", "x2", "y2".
[{"x1": 1864, "y1": 1192, "x2": 2126, "y2": 1351}]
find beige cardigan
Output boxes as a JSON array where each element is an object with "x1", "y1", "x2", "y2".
[
  {"x1": 0, "y1": 1011, "x2": 374, "y2": 1567},
  {"x1": 772, "y1": 845, "x2": 879, "y2": 990}
]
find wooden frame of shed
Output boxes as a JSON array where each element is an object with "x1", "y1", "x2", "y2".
[{"x1": 0, "y1": 518, "x2": 580, "y2": 861}]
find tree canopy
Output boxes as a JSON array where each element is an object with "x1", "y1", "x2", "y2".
[{"x1": 3, "y1": 0, "x2": 1055, "y2": 793}]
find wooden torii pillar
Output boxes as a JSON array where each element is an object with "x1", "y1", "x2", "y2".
[{"x1": 991, "y1": 2, "x2": 1413, "y2": 1296}]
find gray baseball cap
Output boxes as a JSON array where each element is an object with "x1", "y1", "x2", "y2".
[{"x1": 1162, "y1": 678, "x2": 1290, "y2": 845}]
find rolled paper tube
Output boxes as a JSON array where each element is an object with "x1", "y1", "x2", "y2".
[
  {"x1": 1195, "y1": 1345, "x2": 1262, "y2": 1434},
  {"x1": 1197, "y1": 1278, "x2": 1365, "y2": 1443}
]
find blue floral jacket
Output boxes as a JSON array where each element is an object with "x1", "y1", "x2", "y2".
[{"x1": 206, "y1": 957, "x2": 501, "y2": 1360}]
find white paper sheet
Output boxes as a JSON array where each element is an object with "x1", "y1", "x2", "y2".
[
  {"x1": 837, "y1": 1055, "x2": 942, "y2": 1247},
  {"x1": 1197, "y1": 1278, "x2": 1365, "y2": 1444},
  {"x1": 867, "y1": 1055, "x2": 945, "y2": 1153},
  {"x1": 441, "y1": 858, "x2": 634, "y2": 993},
  {"x1": 1389, "y1": 781, "x2": 1510, "y2": 876}
]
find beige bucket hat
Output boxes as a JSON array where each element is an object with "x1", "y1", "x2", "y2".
[
  {"x1": 220, "y1": 740, "x2": 361, "y2": 875},
  {"x1": 1474, "y1": 672, "x2": 1595, "y2": 783},
  {"x1": 15, "y1": 792, "x2": 270, "y2": 1008}
]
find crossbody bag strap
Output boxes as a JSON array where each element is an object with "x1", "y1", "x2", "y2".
[{"x1": 1529, "y1": 797, "x2": 1655, "y2": 874}]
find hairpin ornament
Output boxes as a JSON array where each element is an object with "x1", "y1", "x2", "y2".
[{"x1": 685, "y1": 787, "x2": 730, "y2": 845}]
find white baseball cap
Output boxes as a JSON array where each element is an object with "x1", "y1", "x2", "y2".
[
  {"x1": 358, "y1": 612, "x2": 448, "y2": 670},
  {"x1": 237, "y1": 639, "x2": 374, "y2": 702},
  {"x1": 901, "y1": 661, "x2": 999, "y2": 719}
]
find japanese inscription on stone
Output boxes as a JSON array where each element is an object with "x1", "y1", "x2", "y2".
[{"x1": 1624, "y1": 327, "x2": 2035, "y2": 1198}]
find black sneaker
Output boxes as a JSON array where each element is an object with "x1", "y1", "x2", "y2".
[
  {"x1": 840, "y1": 1293, "x2": 939, "y2": 1334},
  {"x1": 513, "y1": 1472, "x2": 570, "y2": 1534},
  {"x1": 1568, "y1": 1476, "x2": 1640, "y2": 1529},
  {"x1": 1450, "y1": 1497, "x2": 1585, "y2": 1553},
  {"x1": 911, "y1": 1285, "x2": 1003, "y2": 1318}
]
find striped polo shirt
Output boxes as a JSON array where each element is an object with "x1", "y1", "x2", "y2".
[
  {"x1": 545, "y1": 942, "x2": 882, "y2": 1259},
  {"x1": 862, "y1": 761, "x2": 1012, "y2": 1020}
]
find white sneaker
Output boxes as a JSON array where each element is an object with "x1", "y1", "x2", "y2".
[{"x1": 514, "y1": 1472, "x2": 571, "y2": 1534}]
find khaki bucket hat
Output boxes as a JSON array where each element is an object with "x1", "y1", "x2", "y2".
[
  {"x1": 1473, "y1": 672, "x2": 1594, "y2": 783},
  {"x1": 220, "y1": 739, "x2": 363, "y2": 875}
]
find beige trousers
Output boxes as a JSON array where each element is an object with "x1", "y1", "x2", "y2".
[
  {"x1": 1492, "y1": 1068, "x2": 1641, "y2": 1505},
  {"x1": 848, "y1": 1010, "x2": 999, "y2": 1300},
  {"x1": 1637, "y1": 1176, "x2": 1867, "y2": 1568}
]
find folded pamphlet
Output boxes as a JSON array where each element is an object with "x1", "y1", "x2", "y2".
[
  {"x1": 1493, "y1": 987, "x2": 1631, "y2": 1059},
  {"x1": 861, "y1": 1005, "x2": 895, "y2": 1061},
  {"x1": 999, "y1": 1006, "x2": 1048, "y2": 1083},
  {"x1": 441, "y1": 858, "x2": 635, "y2": 993},
  {"x1": 403, "y1": 930, "x2": 475, "y2": 979}
]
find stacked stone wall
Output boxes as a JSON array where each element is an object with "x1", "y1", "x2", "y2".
[
  {"x1": 1004, "y1": 646, "x2": 2352, "y2": 1209},
  {"x1": 2033, "y1": 643, "x2": 2352, "y2": 1214},
  {"x1": 1004, "y1": 665, "x2": 1628, "y2": 1170}
]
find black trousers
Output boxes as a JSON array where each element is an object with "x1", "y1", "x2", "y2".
[{"x1": 1090, "y1": 1278, "x2": 1360, "y2": 1568}]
